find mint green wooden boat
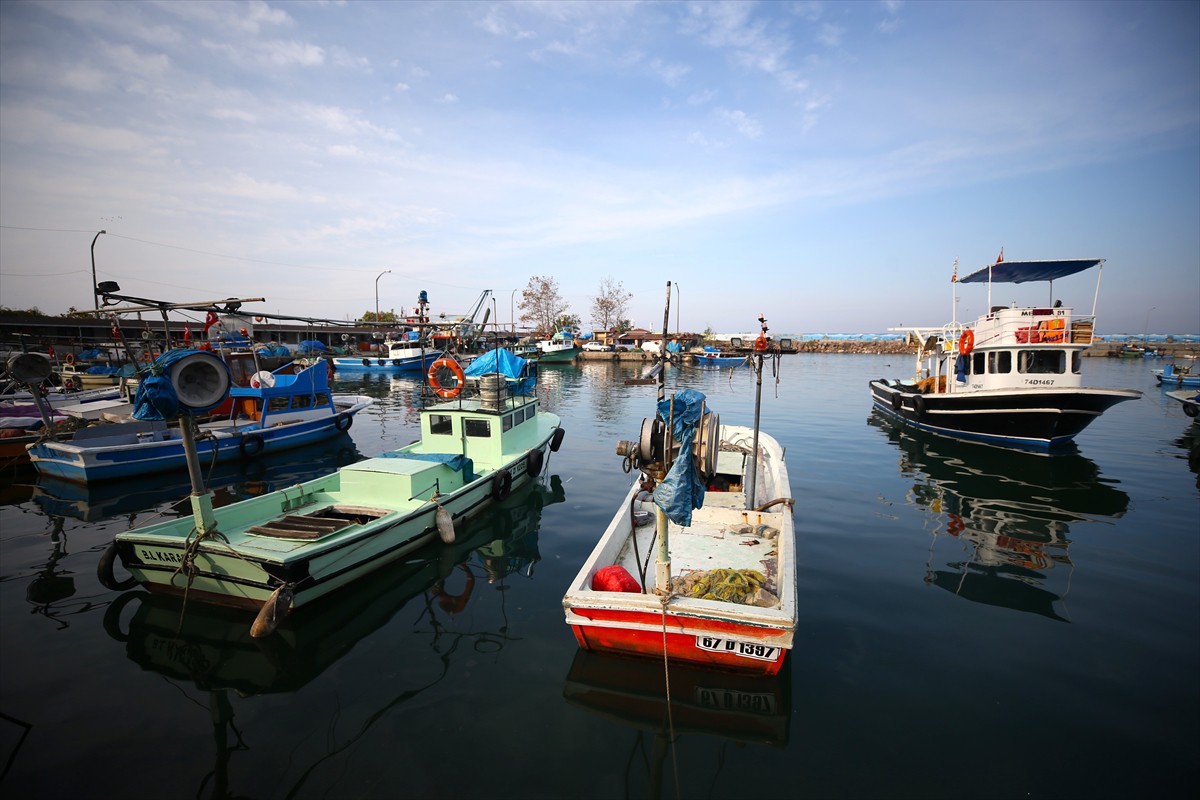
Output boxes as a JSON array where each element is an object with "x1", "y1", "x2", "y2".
[{"x1": 100, "y1": 350, "x2": 563, "y2": 629}]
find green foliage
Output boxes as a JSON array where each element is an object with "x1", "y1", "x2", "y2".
[
  {"x1": 518, "y1": 276, "x2": 569, "y2": 335},
  {"x1": 555, "y1": 313, "x2": 581, "y2": 333},
  {"x1": 0, "y1": 305, "x2": 45, "y2": 317},
  {"x1": 361, "y1": 310, "x2": 398, "y2": 323}
]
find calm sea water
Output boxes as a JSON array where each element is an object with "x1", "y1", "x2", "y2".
[{"x1": 1, "y1": 355, "x2": 1196, "y2": 799}]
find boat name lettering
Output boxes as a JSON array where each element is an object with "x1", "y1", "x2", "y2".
[
  {"x1": 695, "y1": 636, "x2": 778, "y2": 661},
  {"x1": 136, "y1": 547, "x2": 184, "y2": 565},
  {"x1": 1024, "y1": 379, "x2": 1056, "y2": 386}
]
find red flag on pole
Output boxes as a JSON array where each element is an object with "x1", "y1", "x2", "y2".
[
  {"x1": 183, "y1": 326, "x2": 192, "y2": 344},
  {"x1": 996, "y1": 248, "x2": 1004, "y2": 263},
  {"x1": 951, "y1": 257, "x2": 958, "y2": 283},
  {"x1": 203, "y1": 311, "x2": 219, "y2": 334}
]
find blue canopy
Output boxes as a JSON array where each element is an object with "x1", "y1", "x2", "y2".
[
  {"x1": 463, "y1": 348, "x2": 528, "y2": 379},
  {"x1": 959, "y1": 259, "x2": 1104, "y2": 284}
]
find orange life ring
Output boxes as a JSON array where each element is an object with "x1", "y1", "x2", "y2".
[
  {"x1": 65, "y1": 353, "x2": 75, "y2": 365},
  {"x1": 959, "y1": 330, "x2": 975, "y2": 355},
  {"x1": 427, "y1": 357, "x2": 465, "y2": 399}
]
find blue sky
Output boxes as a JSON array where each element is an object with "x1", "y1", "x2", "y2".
[{"x1": 1, "y1": 0, "x2": 1196, "y2": 335}]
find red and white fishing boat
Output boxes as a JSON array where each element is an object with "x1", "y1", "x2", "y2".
[{"x1": 563, "y1": 297, "x2": 796, "y2": 676}]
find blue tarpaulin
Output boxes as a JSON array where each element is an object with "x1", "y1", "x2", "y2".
[
  {"x1": 296, "y1": 340, "x2": 327, "y2": 355},
  {"x1": 464, "y1": 348, "x2": 535, "y2": 395},
  {"x1": 653, "y1": 388, "x2": 707, "y2": 527},
  {"x1": 378, "y1": 452, "x2": 475, "y2": 482},
  {"x1": 133, "y1": 349, "x2": 231, "y2": 420}
]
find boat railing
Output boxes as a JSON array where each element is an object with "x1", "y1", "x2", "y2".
[{"x1": 964, "y1": 310, "x2": 1096, "y2": 350}]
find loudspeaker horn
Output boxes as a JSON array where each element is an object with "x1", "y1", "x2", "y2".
[
  {"x1": 6, "y1": 353, "x2": 54, "y2": 385},
  {"x1": 168, "y1": 352, "x2": 231, "y2": 412},
  {"x1": 249, "y1": 370, "x2": 276, "y2": 389}
]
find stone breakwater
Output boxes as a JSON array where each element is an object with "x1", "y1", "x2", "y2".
[{"x1": 580, "y1": 340, "x2": 1200, "y2": 362}]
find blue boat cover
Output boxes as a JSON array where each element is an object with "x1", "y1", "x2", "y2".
[
  {"x1": 133, "y1": 349, "x2": 232, "y2": 420},
  {"x1": 959, "y1": 259, "x2": 1103, "y2": 284},
  {"x1": 464, "y1": 348, "x2": 528, "y2": 379},
  {"x1": 666, "y1": 341, "x2": 682, "y2": 353},
  {"x1": 86, "y1": 365, "x2": 120, "y2": 375},
  {"x1": 653, "y1": 388, "x2": 707, "y2": 527},
  {"x1": 296, "y1": 340, "x2": 326, "y2": 354},
  {"x1": 378, "y1": 451, "x2": 475, "y2": 482}
]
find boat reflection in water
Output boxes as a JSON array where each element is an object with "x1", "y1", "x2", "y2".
[
  {"x1": 100, "y1": 475, "x2": 563, "y2": 795},
  {"x1": 564, "y1": 649, "x2": 789, "y2": 798},
  {"x1": 869, "y1": 411, "x2": 1130, "y2": 621},
  {"x1": 31, "y1": 433, "x2": 363, "y2": 523}
]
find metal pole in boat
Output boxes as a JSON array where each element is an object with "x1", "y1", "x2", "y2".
[
  {"x1": 180, "y1": 415, "x2": 219, "y2": 535},
  {"x1": 747, "y1": 350, "x2": 763, "y2": 510},
  {"x1": 654, "y1": 281, "x2": 673, "y2": 594}
]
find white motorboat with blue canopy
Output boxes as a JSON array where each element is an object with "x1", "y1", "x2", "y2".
[
  {"x1": 869, "y1": 257, "x2": 1141, "y2": 450},
  {"x1": 96, "y1": 346, "x2": 564, "y2": 637}
]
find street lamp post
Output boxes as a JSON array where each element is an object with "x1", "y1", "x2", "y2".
[
  {"x1": 375, "y1": 269, "x2": 391, "y2": 322},
  {"x1": 1143, "y1": 306, "x2": 1156, "y2": 344},
  {"x1": 510, "y1": 288, "x2": 519, "y2": 334},
  {"x1": 674, "y1": 282, "x2": 680, "y2": 336},
  {"x1": 90, "y1": 229, "x2": 107, "y2": 316}
]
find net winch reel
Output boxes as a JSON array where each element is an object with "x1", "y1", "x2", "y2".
[{"x1": 615, "y1": 403, "x2": 720, "y2": 483}]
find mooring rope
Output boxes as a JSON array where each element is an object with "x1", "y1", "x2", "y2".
[{"x1": 658, "y1": 593, "x2": 681, "y2": 800}]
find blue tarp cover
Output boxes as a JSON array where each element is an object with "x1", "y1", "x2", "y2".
[
  {"x1": 133, "y1": 349, "x2": 231, "y2": 420},
  {"x1": 666, "y1": 341, "x2": 682, "y2": 353},
  {"x1": 464, "y1": 348, "x2": 528, "y2": 379},
  {"x1": 959, "y1": 259, "x2": 1103, "y2": 285},
  {"x1": 653, "y1": 388, "x2": 707, "y2": 527},
  {"x1": 295, "y1": 340, "x2": 326, "y2": 354},
  {"x1": 378, "y1": 452, "x2": 475, "y2": 482},
  {"x1": 86, "y1": 366, "x2": 119, "y2": 375}
]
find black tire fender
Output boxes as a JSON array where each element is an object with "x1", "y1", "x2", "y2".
[
  {"x1": 549, "y1": 427, "x2": 566, "y2": 452},
  {"x1": 335, "y1": 414, "x2": 352, "y2": 432},
  {"x1": 240, "y1": 433, "x2": 265, "y2": 458},
  {"x1": 526, "y1": 448, "x2": 545, "y2": 478},
  {"x1": 491, "y1": 469, "x2": 512, "y2": 502},
  {"x1": 97, "y1": 542, "x2": 138, "y2": 591},
  {"x1": 913, "y1": 395, "x2": 926, "y2": 417}
]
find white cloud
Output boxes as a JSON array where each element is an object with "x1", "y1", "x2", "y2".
[
  {"x1": 716, "y1": 108, "x2": 763, "y2": 139},
  {"x1": 435, "y1": 93, "x2": 459, "y2": 104}
]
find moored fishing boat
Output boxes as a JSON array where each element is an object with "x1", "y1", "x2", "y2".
[
  {"x1": 28, "y1": 357, "x2": 372, "y2": 482},
  {"x1": 1166, "y1": 389, "x2": 1200, "y2": 421},
  {"x1": 1154, "y1": 362, "x2": 1200, "y2": 387},
  {"x1": 563, "y1": 300, "x2": 795, "y2": 676},
  {"x1": 96, "y1": 346, "x2": 564, "y2": 634},
  {"x1": 535, "y1": 330, "x2": 579, "y2": 363},
  {"x1": 869, "y1": 256, "x2": 1141, "y2": 450},
  {"x1": 694, "y1": 347, "x2": 748, "y2": 368},
  {"x1": 331, "y1": 290, "x2": 442, "y2": 373}
]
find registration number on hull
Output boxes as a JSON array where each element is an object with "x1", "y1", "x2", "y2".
[{"x1": 695, "y1": 636, "x2": 778, "y2": 661}]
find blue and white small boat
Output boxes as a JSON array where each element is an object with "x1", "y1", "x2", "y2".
[
  {"x1": 27, "y1": 359, "x2": 372, "y2": 483},
  {"x1": 1165, "y1": 389, "x2": 1200, "y2": 421},
  {"x1": 331, "y1": 331, "x2": 441, "y2": 373},
  {"x1": 1154, "y1": 363, "x2": 1200, "y2": 388},
  {"x1": 694, "y1": 347, "x2": 748, "y2": 368}
]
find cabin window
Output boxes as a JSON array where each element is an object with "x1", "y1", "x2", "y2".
[
  {"x1": 267, "y1": 397, "x2": 289, "y2": 412},
  {"x1": 293, "y1": 394, "x2": 312, "y2": 409},
  {"x1": 502, "y1": 414, "x2": 514, "y2": 432},
  {"x1": 988, "y1": 351, "x2": 1012, "y2": 374},
  {"x1": 429, "y1": 414, "x2": 453, "y2": 435},
  {"x1": 971, "y1": 352, "x2": 985, "y2": 374},
  {"x1": 1071, "y1": 352, "x2": 1081, "y2": 374},
  {"x1": 1017, "y1": 350, "x2": 1066, "y2": 374},
  {"x1": 315, "y1": 392, "x2": 330, "y2": 406},
  {"x1": 464, "y1": 418, "x2": 491, "y2": 438}
]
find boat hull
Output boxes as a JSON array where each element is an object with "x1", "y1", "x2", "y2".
[
  {"x1": 28, "y1": 397, "x2": 371, "y2": 482},
  {"x1": 563, "y1": 425, "x2": 796, "y2": 676},
  {"x1": 332, "y1": 351, "x2": 441, "y2": 372},
  {"x1": 868, "y1": 380, "x2": 1140, "y2": 450},
  {"x1": 111, "y1": 415, "x2": 560, "y2": 612},
  {"x1": 536, "y1": 348, "x2": 578, "y2": 364},
  {"x1": 695, "y1": 355, "x2": 748, "y2": 368}
]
